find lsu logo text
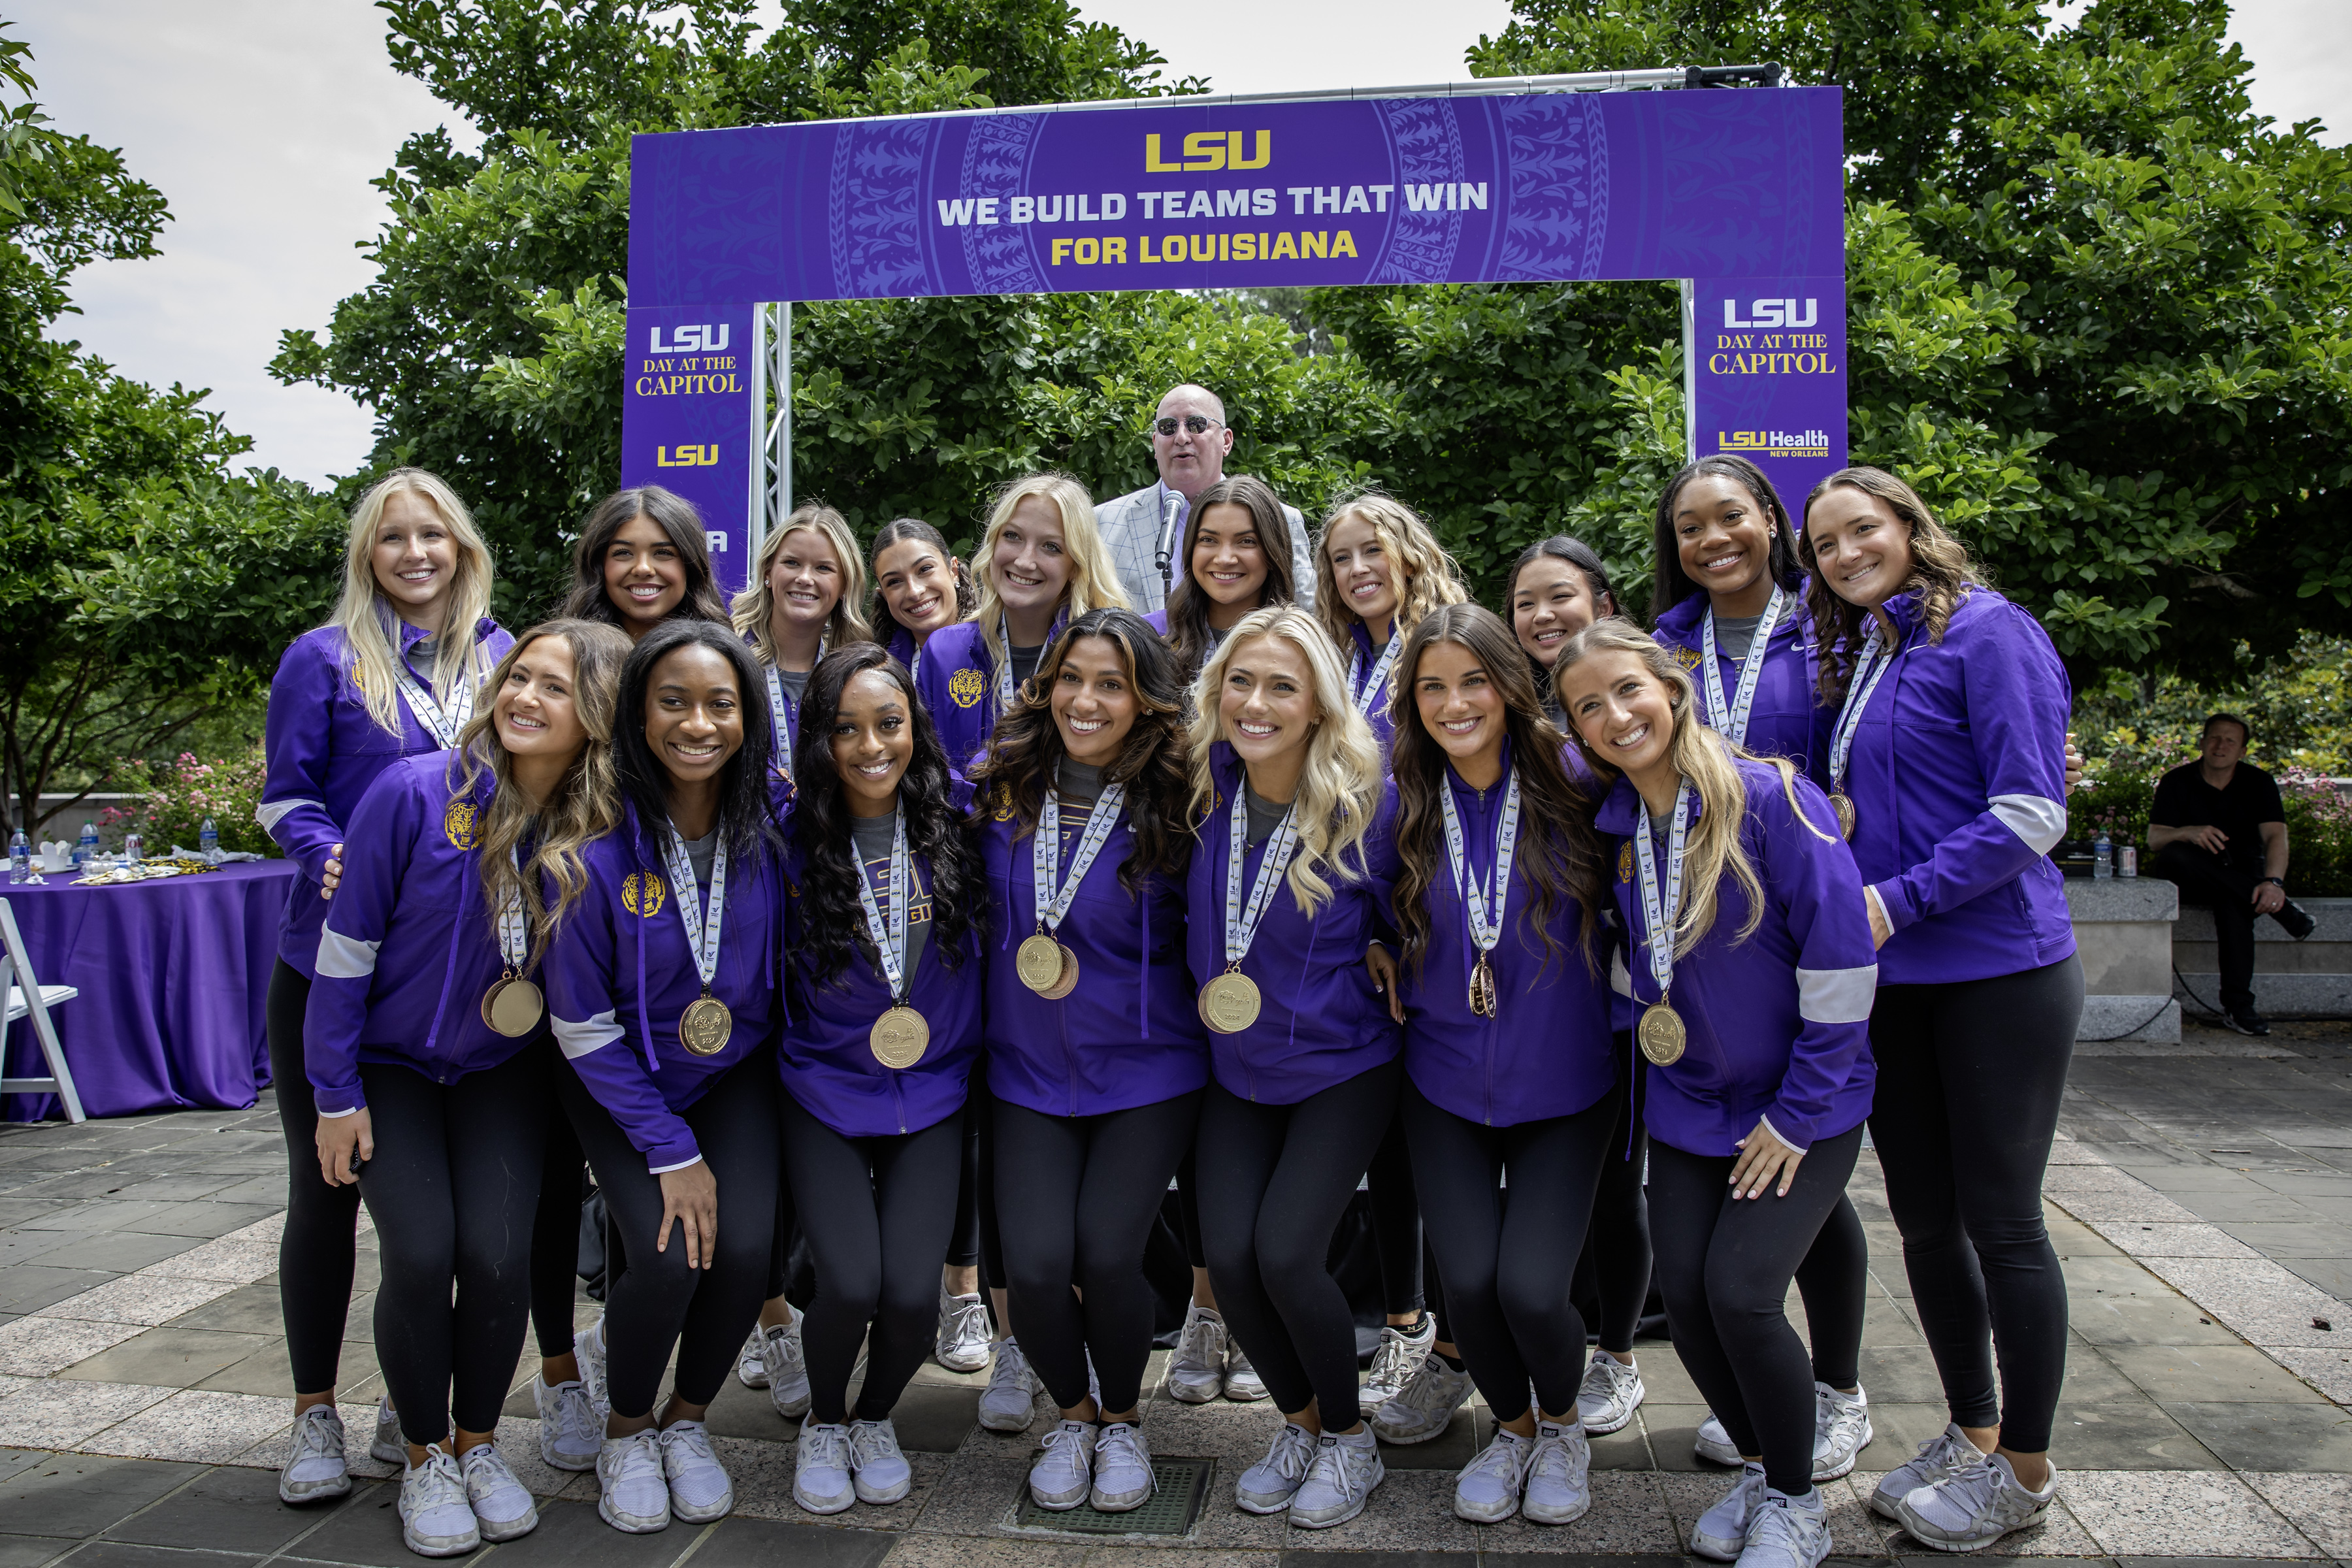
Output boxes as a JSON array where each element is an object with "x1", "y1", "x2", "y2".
[
  {"x1": 444, "y1": 800, "x2": 478, "y2": 851},
  {"x1": 1722, "y1": 299, "x2": 1819, "y2": 329},
  {"x1": 649, "y1": 323, "x2": 729, "y2": 353},
  {"x1": 658, "y1": 444, "x2": 719, "y2": 468},
  {"x1": 623, "y1": 872, "x2": 668, "y2": 918},
  {"x1": 1145, "y1": 131, "x2": 1271, "y2": 172},
  {"x1": 1618, "y1": 841, "x2": 1635, "y2": 883},
  {"x1": 947, "y1": 667, "x2": 988, "y2": 709}
]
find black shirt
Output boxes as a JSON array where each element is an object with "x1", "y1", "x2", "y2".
[{"x1": 2151, "y1": 760, "x2": 2284, "y2": 867}]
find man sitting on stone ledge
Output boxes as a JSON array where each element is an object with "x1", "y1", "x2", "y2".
[{"x1": 2148, "y1": 711, "x2": 2317, "y2": 1036}]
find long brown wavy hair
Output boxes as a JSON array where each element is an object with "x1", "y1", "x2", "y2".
[
  {"x1": 1164, "y1": 474, "x2": 1296, "y2": 679},
  {"x1": 1388, "y1": 604, "x2": 1603, "y2": 979},
  {"x1": 1798, "y1": 465, "x2": 1982, "y2": 707},
  {"x1": 968, "y1": 608, "x2": 1192, "y2": 894},
  {"x1": 450, "y1": 619, "x2": 632, "y2": 968}
]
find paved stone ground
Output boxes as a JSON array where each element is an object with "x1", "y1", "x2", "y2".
[{"x1": 0, "y1": 1034, "x2": 2346, "y2": 1567}]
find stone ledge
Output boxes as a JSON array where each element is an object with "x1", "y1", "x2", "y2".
[
  {"x1": 2065, "y1": 876, "x2": 2180, "y2": 921},
  {"x1": 2175, "y1": 972, "x2": 2352, "y2": 1020},
  {"x1": 2178, "y1": 894, "x2": 2352, "y2": 943},
  {"x1": 2078, "y1": 994, "x2": 2181, "y2": 1043}
]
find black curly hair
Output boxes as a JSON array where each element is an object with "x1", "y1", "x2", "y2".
[
  {"x1": 968, "y1": 608, "x2": 1192, "y2": 893},
  {"x1": 612, "y1": 619, "x2": 781, "y2": 869},
  {"x1": 788, "y1": 643, "x2": 981, "y2": 987}
]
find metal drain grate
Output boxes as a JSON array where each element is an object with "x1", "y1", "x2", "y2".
[{"x1": 1009, "y1": 1456, "x2": 1212, "y2": 1535}]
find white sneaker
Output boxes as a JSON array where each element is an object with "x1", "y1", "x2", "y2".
[
  {"x1": 1235, "y1": 1421, "x2": 1318, "y2": 1514},
  {"x1": 1522, "y1": 1418, "x2": 1592, "y2": 1525},
  {"x1": 1695, "y1": 1410, "x2": 1741, "y2": 1466},
  {"x1": 1742, "y1": 1486, "x2": 1831, "y2": 1568},
  {"x1": 280, "y1": 1405, "x2": 350, "y2": 1504},
  {"x1": 1453, "y1": 1428, "x2": 1531, "y2": 1523},
  {"x1": 370, "y1": 1397, "x2": 406, "y2": 1465},
  {"x1": 1373, "y1": 1355, "x2": 1474, "y2": 1445},
  {"x1": 759, "y1": 1310, "x2": 811, "y2": 1420},
  {"x1": 1575, "y1": 1351, "x2": 1644, "y2": 1436},
  {"x1": 1091, "y1": 1421, "x2": 1157, "y2": 1512},
  {"x1": 532, "y1": 1376, "x2": 601, "y2": 1472},
  {"x1": 1691, "y1": 1462, "x2": 1769, "y2": 1560},
  {"x1": 1896, "y1": 1454, "x2": 2056, "y2": 1552},
  {"x1": 1288, "y1": 1431, "x2": 1382, "y2": 1528},
  {"x1": 596, "y1": 1429, "x2": 670, "y2": 1533},
  {"x1": 1811, "y1": 1383, "x2": 1872, "y2": 1480},
  {"x1": 979, "y1": 1336, "x2": 1040, "y2": 1432},
  {"x1": 850, "y1": 1417, "x2": 912, "y2": 1505},
  {"x1": 1167, "y1": 1304, "x2": 1226, "y2": 1403},
  {"x1": 659, "y1": 1420, "x2": 734, "y2": 1523},
  {"x1": 1224, "y1": 1339, "x2": 1267, "y2": 1401},
  {"x1": 1361, "y1": 1316, "x2": 1436, "y2": 1410},
  {"x1": 936, "y1": 1286, "x2": 991, "y2": 1373},
  {"x1": 737, "y1": 1329, "x2": 770, "y2": 1388},
  {"x1": 1869, "y1": 1423, "x2": 1981, "y2": 1520},
  {"x1": 794, "y1": 1418, "x2": 855, "y2": 1514},
  {"x1": 459, "y1": 1442, "x2": 538, "y2": 1543},
  {"x1": 1028, "y1": 1419, "x2": 1095, "y2": 1510},
  {"x1": 399, "y1": 1445, "x2": 482, "y2": 1556},
  {"x1": 577, "y1": 1315, "x2": 611, "y2": 1422}
]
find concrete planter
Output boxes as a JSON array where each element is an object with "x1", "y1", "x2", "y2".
[{"x1": 2066, "y1": 877, "x2": 2181, "y2": 1041}]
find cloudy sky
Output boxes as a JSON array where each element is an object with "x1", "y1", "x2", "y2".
[{"x1": 12, "y1": 1, "x2": 2346, "y2": 488}]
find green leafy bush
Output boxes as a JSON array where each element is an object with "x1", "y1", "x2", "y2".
[{"x1": 98, "y1": 748, "x2": 276, "y2": 857}]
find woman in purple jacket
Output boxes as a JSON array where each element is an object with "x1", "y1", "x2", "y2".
[
  {"x1": 258, "y1": 468, "x2": 515, "y2": 1501},
  {"x1": 1184, "y1": 606, "x2": 1397, "y2": 1530},
  {"x1": 1800, "y1": 467, "x2": 2080, "y2": 1551},
  {"x1": 1368, "y1": 605, "x2": 1616, "y2": 1528},
  {"x1": 544, "y1": 621, "x2": 786, "y2": 1537},
  {"x1": 308, "y1": 619, "x2": 629, "y2": 1556},
  {"x1": 1556, "y1": 619, "x2": 1879, "y2": 1568},
  {"x1": 969, "y1": 608, "x2": 1206, "y2": 1514},
  {"x1": 778, "y1": 645, "x2": 987, "y2": 1517}
]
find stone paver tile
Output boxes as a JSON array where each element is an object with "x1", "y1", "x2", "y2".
[
  {"x1": 2082, "y1": 1220, "x2": 2263, "y2": 1260},
  {"x1": 138, "y1": 1239, "x2": 278, "y2": 1286},
  {"x1": 2061, "y1": 1468, "x2": 2321, "y2": 1558},
  {"x1": 2043, "y1": 1186, "x2": 2202, "y2": 1224},
  {"x1": 1073, "y1": 1552, "x2": 1260, "y2": 1568},
  {"x1": 907, "y1": 1445, "x2": 1027, "y2": 1535},
  {"x1": 31, "y1": 1272, "x2": 235, "y2": 1327},
  {"x1": 0, "y1": 1313, "x2": 145, "y2": 1375},
  {"x1": 2245, "y1": 1473, "x2": 2352, "y2": 1560},
  {"x1": 0, "y1": 1266, "x2": 116, "y2": 1315},
  {"x1": 220, "y1": 1213, "x2": 286, "y2": 1247},
  {"x1": 2263, "y1": 1346, "x2": 2352, "y2": 1405},
  {"x1": 2161, "y1": 1400, "x2": 2352, "y2": 1471},
  {"x1": 0, "y1": 1377, "x2": 175, "y2": 1449},
  {"x1": 2104, "y1": 1343, "x2": 2331, "y2": 1404},
  {"x1": 884, "y1": 1538, "x2": 1090, "y2": 1568},
  {"x1": 2138, "y1": 1256, "x2": 2352, "y2": 1349},
  {"x1": 1472, "y1": 1469, "x2": 1675, "y2": 1553},
  {"x1": 76, "y1": 1388, "x2": 291, "y2": 1463}
]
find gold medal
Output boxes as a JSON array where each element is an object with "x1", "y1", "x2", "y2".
[
  {"x1": 1039, "y1": 943, "x2": 1080, "y2": 1002},
  {"x1": 1830, "y1": 792, "x2": 1855, "y2": 840},
  {"x1": 1467, "y1": 953, "x2": 1498, "y2": 1019},
  {"x1": 1017, "y1": 932, "x2": 1067, "y2": 995},
  {"x1": 871, "y1": 1005, "x2": 930, "y2": 1069},
  {"x1": 679, "y1": 990, "x2": 733, "y2": 1056},
  {"x1": 1637, "y1": 1000, "x2": 1686, "y2": 1066},
  {"x1": 1199, "y1": 970, "x2": 1263, "y2": 1036},
  {"x1": 480, "y1": 975, "x2": 544, "y2": 1038}
]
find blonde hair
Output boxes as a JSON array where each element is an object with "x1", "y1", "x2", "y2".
[
  {"x1": 970, "y1": 472, "x2": 1130, "y2": 671},
  {"x1": 1313, "y1": 491, "x2": 1468, "y2": 651},
  {"x1": 450, "y1": 619, "x2": 632, "y2": 964},
  {"x1": 732, "y1": 502, "x2": 875, "y2": 662},
  {"x1": 329, "y1": 468, "x2": 498, "y2": 736},
  {"x1": 1186, "y1": 605, "x2": 1384, "y2": 915},
  {"x1": 1552, "y1": 619, "x2": 1831, "y2": 955}
]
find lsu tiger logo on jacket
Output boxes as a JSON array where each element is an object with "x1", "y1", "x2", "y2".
[{"x1": 624, "y1": 871, "x2": 668, "y2": 917}]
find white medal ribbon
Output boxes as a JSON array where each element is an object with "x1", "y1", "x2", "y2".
[
  {"x1": 393, "y1": 650, "x2": 474, "y2": 749},
  {"x1": 657, "y1": 827, "x2": 729, "y2": 991},
  {"x1": 494, "y1": 845, "x2": 529, "y2": 970},
  {"x1": 1439, "y1": 769, "x2": 1522, "y2": 959},
  {"x1": 853, "y1": 808, "x2": 914, "y2": 1003},
  {"x1": 1827, "y1": 623, "x2": 1900, "y2": 794},
  {"x1": 1033, "y1": 779, "x2": 1127, "y2": 934},
  {"x1": 1349, "y1": 634, "x2": 1403, "y2": 718},
  {"x1": 1224, "y1": 785, "x2": 1301, "y2": 967},
  {"x1": 764, "y1": 647, "x2": 822, "y2": 776},
  {"x1": 1699, "y1": 584, "x2": 1785, "y2": 747},
  {"x1": 1633, "y1": 784, "x2": 1694, "y2": 1001}
]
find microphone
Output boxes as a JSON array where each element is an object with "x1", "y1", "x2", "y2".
[{"x1": 1154, "y1": 489, "x2": 1184, "y2": 604}]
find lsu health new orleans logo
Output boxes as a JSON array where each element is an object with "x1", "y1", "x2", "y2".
[
  {"x1": 623, "y1": 872, "x2": 668, "y2": 918},
  {"x1": 948, "y1": 668, "x2": 988, "y2": 708}
]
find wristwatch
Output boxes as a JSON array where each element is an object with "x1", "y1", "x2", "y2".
[{"x1": 2261, "y1": 876, "x2": 2285, "y2": 888}]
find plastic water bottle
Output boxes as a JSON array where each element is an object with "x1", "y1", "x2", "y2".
[
  {"x1": 75, "y1": 821, "x2": 97, "y2": 870},
  {"x1": 123, "y1": 832, "x2": 142, "y2": 866},
  {"x1": 199, "y1": 817, "x2": 219, "y2": 864},
  {"x1": 8, "y1": 829, "x2": 26, "y2": 884},
  {"x1": 2094, "y1": 829, "x2": 2113, "y2": 879}
]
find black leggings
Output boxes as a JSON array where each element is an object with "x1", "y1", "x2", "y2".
[
  {"x1": 1587, "y1": 1068, "x2": 1652, "y2": 1355},
  {"x1": 1870, "y1": 956, "x2": 2081, "y2": 1454},
  {"x1": 780, "y1": 1094, "x2": 966, "y2": 1425},
  {"x1": 1196, "y1": 1059, "x2": 1401, "y2": 1429},
  {"x1": 359, "y1": 1049, "x2": 549, "y2": 1446},
  {"x1": 1649, "y1": 1123, "x2": 1865, "y2": 1496},
  {"x1": 996, "y1": 1090, "x2": 1203, "y2": 1413},
  {"x1": 560, "y1": 1052, "x2": 779, "y2": 1419},
  {"x1": 267, "y1": 962, "x2": 363, "y2": 1396},
  {"x1": 1364, "y1": 1107, "x2": 1425, "y2": 1318},
  {"x1": 1405, "y1": 1079, "x2": 1616, "y2": 1422},
  {"x1": 1795, "y1": 1195, "x2": 1868, "y2": 1390},
  {"x1": 531, "y1": 1070, "x2": 585, "y2": 1359}
]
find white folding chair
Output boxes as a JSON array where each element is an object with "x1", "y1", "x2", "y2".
[{"x1": 1, "y1": 896, "x2": 84, "y2": 1122}]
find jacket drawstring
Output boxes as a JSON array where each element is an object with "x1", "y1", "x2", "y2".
[
  {"x1": 419, "y1": 843, "x2": 471, "y2": 1060},
  {"x1": 632, "y1": 826, "x2": 660, "y2": 1075},
  {"x1": 1139, "y1": 878, "x2": 1151, "y2": 1042}
]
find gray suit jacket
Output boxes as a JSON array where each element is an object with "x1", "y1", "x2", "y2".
[{"x1": 1095, "y1": 481, "x2": 1315, "y2": 615}]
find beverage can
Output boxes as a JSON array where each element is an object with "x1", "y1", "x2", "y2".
[{"x1": 2121, "y1": 845, "x2": 2137, "y2": 878}]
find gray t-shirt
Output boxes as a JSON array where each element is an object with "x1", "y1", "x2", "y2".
[
  {"x1": 851, "y1": 811, "x2": 930, "y2": 985},
  {"x1": 1008, "y1": 643, "x2": 1044, "y2": 689},
  {"x1": 680, "y1": 828, "x2": 716, "y2": 890},
  {"x1": 1710, "y1": 612, "x2": 1765, "y2": 662},
  {"x1": 774, "y1": 666, "x2": 811, "y2": 705},
  {"x1": 1244, "y1": 783, "x2": 1292, "y2": 847}
]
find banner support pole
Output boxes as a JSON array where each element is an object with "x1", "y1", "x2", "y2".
[{"x1": 1678, "y1": 279, "x2": 1697, "y2": 465}]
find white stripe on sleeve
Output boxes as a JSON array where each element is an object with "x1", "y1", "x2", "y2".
[
  {"x1": 314, "y1": 927, "x2": 382, "y2": 980},
  {"x1": 552, "y1": 1009, "x2": 625, "y2": 1061},
  {"x1": 1795, "y1": 962, "x2": 1878, "y2": 1025},
  {"x1": 254, "y1": 796, "x2": 319, "y2": 834},
  {"x1": 1989, "y1": 792, "x2": 2068, "y2": 855}
]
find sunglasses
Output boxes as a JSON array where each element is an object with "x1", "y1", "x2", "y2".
[{"x1": 1152, "y1": 416, "x2": 1222, "y2": 437}]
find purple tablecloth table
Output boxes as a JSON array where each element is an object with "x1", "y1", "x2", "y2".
[{"x1": 2, "y1": 860, "x2": 297, "y2": 1121}]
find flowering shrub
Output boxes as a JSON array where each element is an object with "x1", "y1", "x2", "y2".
[
  {"x1": 100, "y1": 748, "x2": 278, "y2": 857},
  {"x1": 2068, "y1": 742, "x2": 2352, "y2": 896},
  {"x1": 2279, "y1": 768, "x2": 2352, "y2": 897}
]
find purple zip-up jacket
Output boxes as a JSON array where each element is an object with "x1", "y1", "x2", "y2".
[
  {"x1": 259, "y1": 617, "x2": 512, "y2": 977},
  {"x1": 1599, "y1": 759, "x2": 1878, "y2": 1156},
  {"x1": 913, "y1": 614, "x2": 1069, "y2": 770},
  {"x1": 781, "y1": 781, "x2": 985, "y2": 1138},
  {"x1": 302, "y1": 753, "x2": 532, "y2": 1113},
  {"x1": 1366, "y1": 752, "x2": 1617, "y2": 1127},
  {"x1": 980, "y1": 786, "x2": 1207, "y2": 1117},
  {"x1": 1650, "y1": 591, "x2": 1831, "y2": 785},
  {"x1": 1185, "y1": 747, "x2": 1400, "y2": 1104},
  {"x1": 544, "y1": 808, "x2": 783, "y2": 1173},
  {"x1": 1838, "y1": 587, "x2": 2076, "y2": 985}
]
